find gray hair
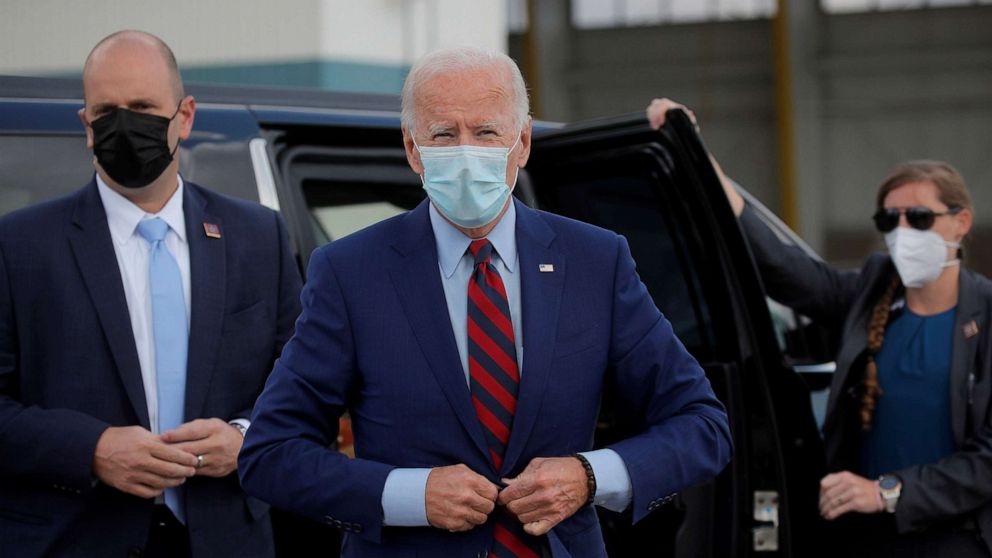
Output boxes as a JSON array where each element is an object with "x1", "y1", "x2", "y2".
[{"x1": 401, "y1": 47, "x2": 530, "y2": 135}]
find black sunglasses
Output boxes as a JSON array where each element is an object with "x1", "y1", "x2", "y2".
[{"x1": 873, "y1": 206, "x2": 962, "y2": 233}]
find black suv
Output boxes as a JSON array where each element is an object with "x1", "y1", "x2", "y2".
[{"x1": 0, "y1": 76, "x2": 837, "y2": 558}]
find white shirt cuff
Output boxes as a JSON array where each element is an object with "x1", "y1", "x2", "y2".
[
  {"x1": 381, "y1": 468, "x2": 432, "y2": 526},
  {"x1": 229, "y1": 418, "x2": 250, "y2": 436},
  {"x1": 579, "y1": 449, "x2": 633, "y2": 512}
]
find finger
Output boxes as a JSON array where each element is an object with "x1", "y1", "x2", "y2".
[
  {"x1": 818, "y1": 490, "x2": 845, "y2": 516},
  {"x1": 475, "y1": 480, "x2": 500, "y2": 502},
  {"x1": 498, "y1": 477, "x2": 535, "y2": 505},
  {"x1": 524, "y1": 519, "x2": 554, "y2": 536},
  {"x1": 819, "y1": 481, "x2": 851, "y2": 507},
  {"x1": 515, "y1": 505, "x2": 553, "y2": 525},
  {"x1": 148, "y1": 443, "x2": 200, "y2": 467},
  {"x1": 465, "y1": 509, "x2": 489, "y2": 526},
  {"x1": 141, "y1": 457, "x2": 197, "y2": 480},
  {"x1": 823, "y1": 497, "x2": 857, "y2": 521},
  {"x1": 819, "y1": 473, "x2": 842, "y2": 490},
  {"x1": 505, "y1": 493, "x2": 544, "y2": 519},
  {"x1": 469, "y1": 495, "x2": 496, "y2": 516},
  {"x1": 130, "y1": 471, "x2": 186, "y2": 490},
  {"x1": 160, "y1": 419, "x2": 213, "y2": 443},
  {"x1": 169, "y1": 439, "x2": 213, "y2": 457},
  {"x1": 124, "y1": 482, "x2": 164, "y2": 499}
]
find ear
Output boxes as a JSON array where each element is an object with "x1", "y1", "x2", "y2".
[
  {"x1": 177, "y1": 96, "x2": 196, "y2": 141},
  {"x1": 403, "y1": 127, "x2": 423, "y2": 176},
  {"x1": 955, "y1": 207, "x2": 973, "y2": 240},
  {"x1": 515, "y1": 117, "x2": 532, "y2": 168},
  {"x1": 78, "y1": 107, "x2": 94, "y2": 149}
]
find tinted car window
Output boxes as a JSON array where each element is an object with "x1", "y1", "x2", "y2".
[
  {"x1": 0, "y1": 134, "x2": 93, "y2": 215},
  {"x1": 540, "y1": 169, "x2": 714, "y2": 355},
  {"x1": 279, "y1": 146, "x2": 424, "y2": 251},
  {"x1": 0, "y1": 134, "x2": 258, "y2": 218}
]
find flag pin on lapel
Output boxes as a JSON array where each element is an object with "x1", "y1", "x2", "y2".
[
  {"x1": 203, "y1": 222, "x2": 221, "y2": 239},
  {"x1": 963, "y1": 320, "x2": 979, "y2": 339},
  {"x1": 539, "y1": 264, "x2": 554, "y2": 272}
]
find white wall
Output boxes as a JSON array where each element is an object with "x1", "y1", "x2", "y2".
[
  {"x1": 317, "y1": 0, "x2": 507, "y2": 65},
  {"x1": 0, "y1": 0, "x2": 507, "y2": 74}
]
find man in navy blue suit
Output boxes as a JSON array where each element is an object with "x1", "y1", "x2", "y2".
[
  {"x1": 0, "y1": 31, "x2": 301, "y2": 557},
  {"x1": 239, "y1": 47, "x2": 732, "y2": 558}
]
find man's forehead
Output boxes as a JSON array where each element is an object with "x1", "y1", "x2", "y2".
[{"x1": 83, "y1": 43, "x2": 173, "y2": 104}]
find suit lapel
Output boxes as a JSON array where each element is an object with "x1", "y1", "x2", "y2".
[
  {"x1": 182, "y1": 183, "x2": 226, "y2": 421},
  {"x1": 388, "y1": 202, "x2": 491, "y2": 465},
  {"x1": 950, "y1": 269, "x2": 983, "y2": 445},
  {"x1": 68, "y1": 180, "x2": 150, "y2": 427},
  {"x1": 502, "y1": 201, "x2": 564, "y2": 475}
]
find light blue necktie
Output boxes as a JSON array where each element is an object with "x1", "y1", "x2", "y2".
[{"x1": 136, "y1": 217, "x2": 188, "y2": 524}]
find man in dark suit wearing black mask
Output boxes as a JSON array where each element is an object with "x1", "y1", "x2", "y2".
[{"x1": 0, "y1": 30, "x2": 302, "y2": 557}]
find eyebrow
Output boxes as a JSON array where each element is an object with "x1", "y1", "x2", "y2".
[
  {"x1": 426, "y1": 123, "x2": 455, "y2": 136},
  {"x1": 90, "y1": 98, "x2": 160, "y2": 113}
]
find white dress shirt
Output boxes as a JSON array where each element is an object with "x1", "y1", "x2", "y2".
[{"x1": 96, "y1": 174, "x2": 190, "y2": 435}]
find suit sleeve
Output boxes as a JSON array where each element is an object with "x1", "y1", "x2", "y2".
[
  {"x1": 893, "y1": 420, "x2": 992, "y2": 532},
  {"x1": 0, "y1": 240, "x2": 109, "y2": 491},
  {"x1": 604, "y1": 235, "x2": 734, "y2": 523},
  {"x1": 229, "y1": 210, "x2": 302, "y2": 424},
  {"x1": 739, "y1": 202, "x2": 862, "y2": 329},
  {"x1": 238, "y1": 246, "x2": 394, "y2": 543}
]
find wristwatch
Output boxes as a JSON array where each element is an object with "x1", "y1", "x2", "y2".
[
  {"x1": 878, "y1": 475, "x2": 902, "y2": 513},
  {"x1": 230, "y1": 421, "x2": 248, "y2": 437}
]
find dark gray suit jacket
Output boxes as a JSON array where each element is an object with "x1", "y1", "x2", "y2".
[{"x1": 740, "y1": 203, "x2": 992, "y2": 551}]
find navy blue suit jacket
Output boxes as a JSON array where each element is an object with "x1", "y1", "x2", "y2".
[
  {"x1": 0, "y1": 179, "x2": 302, "y2": 557},
  {"x1": 239, "y1": 199, "x2": 732, "y2": 558}
]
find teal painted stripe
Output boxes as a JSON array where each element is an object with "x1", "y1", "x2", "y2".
[{"x1": 181, "y1": 59, "x2": 410, "y2": 94}]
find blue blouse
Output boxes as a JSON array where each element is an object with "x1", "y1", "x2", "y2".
[{"x1": 861, "y1": 306, "x2": 957, "y2": 480}]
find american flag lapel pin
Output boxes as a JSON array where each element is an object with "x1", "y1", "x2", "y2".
[
  {"x1": 963, "y1": 320, "x2": 979, "y2": 339},
  {"x1": 203, "y1": 222, "x2": 222, "y2": 239},
  {"x1": 539, "y1": 264, "x2": 554, "y2": 273}
]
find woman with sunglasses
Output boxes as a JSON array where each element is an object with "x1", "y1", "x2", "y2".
[{"x1": 648, "y1": 98, "x2": 992, "y2": 557}]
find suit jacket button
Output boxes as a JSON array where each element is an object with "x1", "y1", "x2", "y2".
[
  {"x1": 128, "y1": 547, "x2": 143, "y2": 558},
  {"x1": 323, "y1": 516, "x2": 334, "y2": 525},
  {"x1": 354, "y1": 524, "x2": 363, "y2": 534}
]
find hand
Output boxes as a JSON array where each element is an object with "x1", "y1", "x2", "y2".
[
  {"x1": 497, "y1": 457, "x2": 588, "y2": 536},
  {"x1": 160, "y1": 418, "x2": 244, "y2": 478},
  {"x1": 92, "y1": 425, "x2": 198, "y2": 499},
  {"x1": 426, "y1": 464, "x2": 499, "y2": 532},
  {"x1": 646, "y1": 97, "x2": 697, "y2": 131},
  {"x1": 645, "y1": 98, "x2": 743, "y2": 216},
  {"x1": 819, "y1": 471, "x2": 884, "y2": 520}
]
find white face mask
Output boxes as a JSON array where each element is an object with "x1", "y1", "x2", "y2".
[{"x1": 885, "y1": 227, "x2": 960, "y2": 288}]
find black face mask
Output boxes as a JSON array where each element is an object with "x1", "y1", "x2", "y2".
[{"x1": 90, "y1": 103, "x2": 182, "y2": 189}]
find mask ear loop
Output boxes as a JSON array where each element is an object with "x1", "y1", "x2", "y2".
[
  {"x1": 167, "y1": 99, "x2": 184, "y2": 158},
  {"x1": 507, "y1": 132, "x2": 523, "y2": 189}
]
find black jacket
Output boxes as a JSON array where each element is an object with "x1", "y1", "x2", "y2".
[{"x1": 740, "y1": 203, "x2": 992, "y2": 550}]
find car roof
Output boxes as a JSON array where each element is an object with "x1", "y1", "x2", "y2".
[{"x1": 0, "y1": 75, "x2": 401, "y2": 111}]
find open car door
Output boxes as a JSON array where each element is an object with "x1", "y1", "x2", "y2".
[{"x1": 525, "y1": 111, "x2": 827, "y2": 558}]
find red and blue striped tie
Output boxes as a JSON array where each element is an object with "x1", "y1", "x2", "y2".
[{"x1": 467, "y1": 239, "x2": 542, "y2": 558}]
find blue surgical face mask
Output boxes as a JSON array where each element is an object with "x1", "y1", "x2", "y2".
[{"x1": 415, "y1": 134, "x2": 521, "y2": 229}]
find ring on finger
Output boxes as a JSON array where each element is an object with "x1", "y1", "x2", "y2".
[{"x1": 195, "y1": 454, "x2": 205, "y2": 469}]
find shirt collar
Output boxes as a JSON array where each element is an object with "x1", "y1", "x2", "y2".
[
  {"x1": 429, "y1": 200, "x2": 518, "y2": 278},
  {"x1": 96, "y1": 174, "x2": 187, "y2": 246}
]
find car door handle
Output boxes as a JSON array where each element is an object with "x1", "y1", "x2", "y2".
[{"x1": 791, "y1": 362, "x2": 836, "y2": 391}]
